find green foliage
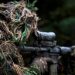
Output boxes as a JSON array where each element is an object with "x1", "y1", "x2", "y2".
[
  {"x1": 24, "y1": 65, "x2": 39, "y2": 75},
  {"x1": 26, "y1": 0, "x2": 38, "y2": 11},
  {"x1": 13, "y1": 24, "x2": 29, "y2": 44}
]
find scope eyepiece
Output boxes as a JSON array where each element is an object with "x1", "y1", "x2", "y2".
[{"x1": 35, "y1": 30, "x2": 56, "y2": 41}]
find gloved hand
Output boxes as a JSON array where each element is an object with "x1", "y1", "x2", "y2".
[{"x1": 31, "y1": 57, "x2": 55, "y2": 74}]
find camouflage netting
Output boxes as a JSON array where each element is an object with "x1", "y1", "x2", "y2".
[
  {"x1": 0, "y1": 41, "x2": 24, "y2": 75},
  {"x1": 0, "y1": 0, "x2": 50, "y2": 75},
  {"x1": 0, "y1": 0, "x2": 38, "y2": 43},
  {"x1": 0, "y1": 0, "x2": 36, "y2": 75},
  {"x1": 0, "y1": 41, "x2": 24, "y2": 66}
]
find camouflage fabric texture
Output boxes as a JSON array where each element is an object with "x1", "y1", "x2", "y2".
[{"x1": 0, "y1": 0, "x2": 49, "y2": 75}]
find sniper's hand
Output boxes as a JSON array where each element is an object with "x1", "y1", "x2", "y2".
[{"x1": 31, "y1": 57, "x2": 55, "y2": 74}]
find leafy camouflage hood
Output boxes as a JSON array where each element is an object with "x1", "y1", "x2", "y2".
[{"x1": 0, "y1": 0, "x2": 38, "y2": 44}]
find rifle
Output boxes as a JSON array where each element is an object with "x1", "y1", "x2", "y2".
[{"x1": 19, "y1": 30, "x2": 74, "y2": 75}]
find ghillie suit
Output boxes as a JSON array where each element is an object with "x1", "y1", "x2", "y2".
[
  {"x1": 0, "y1": 1, "x2": 38, "y2": 43},
  {"x1": 0, "y1": 41, "x2": 24, "y2": 75},
  {"x1": 0, "y1": 0, "x2": 52, "y2": 75}
]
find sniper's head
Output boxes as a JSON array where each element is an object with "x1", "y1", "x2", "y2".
[{"x1": 0, "y1": 1, "x2": 39, "y2": 42}]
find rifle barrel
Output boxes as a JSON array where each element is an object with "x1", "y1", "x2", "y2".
[{"x1": 19, "y1": 45, "x2": 72, "y2": 54}]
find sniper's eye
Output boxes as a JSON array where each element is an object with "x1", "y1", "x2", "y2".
[
  {"x1": 0, "y1": 31, "x2": 4, "y2": 39},
  {"x1": 26, "y1": 17, "x2": 34, "y2": 25}
]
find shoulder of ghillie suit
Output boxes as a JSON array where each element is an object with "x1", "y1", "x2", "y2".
[{"x1": 0, "y1": 0, "x2": 39, "y2": 44}]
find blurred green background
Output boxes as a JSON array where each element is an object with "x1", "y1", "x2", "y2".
[{"x1": 36, "y1": 0, "x2": 75, "y2": 46}]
